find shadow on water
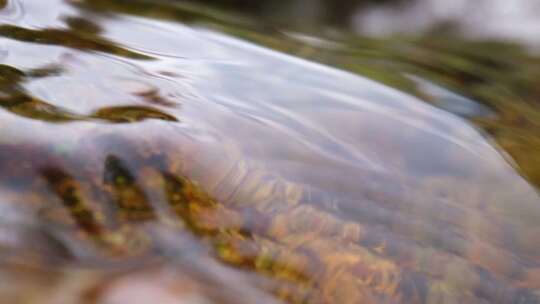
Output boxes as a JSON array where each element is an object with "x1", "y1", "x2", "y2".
[
  {"x1": 0, "y1": 9, "x2": 178, "y2": 123},
  {"x1": 0, "y1": 63, "x2": 178, "y2": 123},
  {"x1": 0, "y1": 24, "x2": 152, "y2": 60}
]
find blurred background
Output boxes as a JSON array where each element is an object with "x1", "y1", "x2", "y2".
[{"x1": 199, "y1": 0, "x2": 540, "y2": 46}]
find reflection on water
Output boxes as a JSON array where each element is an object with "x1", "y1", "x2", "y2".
[{"x1": 0, "y1": 0, "x2": 539, "y2": 303}]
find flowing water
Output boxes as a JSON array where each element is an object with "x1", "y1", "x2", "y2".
[{"x1": 1, "y1": 0, "x2": 540, "y2": 303}]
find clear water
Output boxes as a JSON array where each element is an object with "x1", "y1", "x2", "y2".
[{"x1": 0, "y1": 0, "x2": 539, "y2": 303}]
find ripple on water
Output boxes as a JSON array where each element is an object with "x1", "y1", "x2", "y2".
[{"x1": 0, "y1": 0, "x2": 24, "y2": 23}]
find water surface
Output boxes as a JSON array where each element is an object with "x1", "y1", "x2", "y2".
[{"x1": 0, "y1": 0, "x2": 539, "y2": 303}]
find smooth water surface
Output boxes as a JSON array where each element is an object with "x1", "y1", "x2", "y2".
[{"x1": 0, "y1": 0, "x2": 539, "y2": 303}]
